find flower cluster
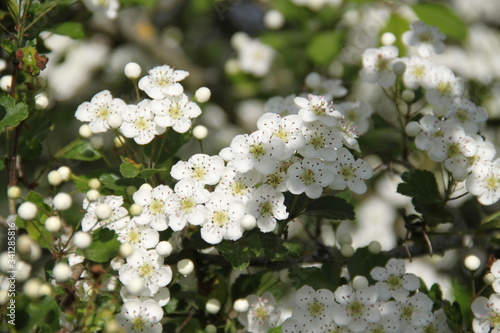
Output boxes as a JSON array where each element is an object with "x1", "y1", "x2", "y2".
[
  {"x1": 281, "y1": 259, "x2": 451, "y2": 333},
  {"x1": 75, "y1": 64, "x2": 201, "y2": 144},
  {"x1": 472, "y1": 259, "x2": 500, "y2": 333}
]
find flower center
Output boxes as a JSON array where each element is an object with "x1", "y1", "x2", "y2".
[
  {"x1": 412, "y1": 65, "x2": 426, "y2": 79},
  {"x1": 231, "y1": 181, "x2": 247, "y2": 196},
  {"x1": 447, "y1": 142, "x2": 461, "y2": 157},
  {"x1": 376, "y1": 55, "x2": 390, "y2": 72},
  {"x1": 275, "y1": 127, "x2": 290, "y2": 143},
  {"x1": 168, "y1": 103, "x2": 182, "y2": 120},
  {"x1": 132, "y1": 317, "x2": 146, "y2": 331},
  {"x1": 135, "y1": 117, "x2": 149, "y2": 130},
  {"x1": 485, "y1": 175, "x2": 499, "y2": 191},
  {"x1": 309, "y1": 135, "x2": 325, "y2": 149},
  {"x1": 138, "y1": 263, "x2": 154, "y2": 278},
  {"x1": 252, "y1": 304, "x2": 270, "y2": 321},
  {"x1": 436, "y1": 81, "x2": 451, "y2": 96},
  {"x1": 455, "y1": 108, "x2": 469, "y2": 123},
  {"x1": 267, "y1": 173, "x2": 283, "y2": 188},
  {"x1": 250, "y1": 142, "x2": 266, "y2": 158},
  {"x1": 150, "y1": 199, "x2": 164, "y2": 214},
  {"x1": 213, "y1": 210, "x2": 228, "y2": 226},
  {"x1": 259, "y1": 201, "x2": 273, "y2": 217},
  {"x1": 401, "y1": 304, "x2": 414, "y2": 320},
  {"x1": 387, "y1": 275, "x2": 401, "y2": 290},
  {"x1": 192, "y1": 165, "x2": 207, "y2": 180},
  {"x1": 97, "y1": 105, "x2": 110, "y2": 119},
  {"x1": 180, "y1": 197, "x2": 195, "y2": 212},
  {"x1": 340, "y1": 165, "x2": 354, "y2": 180},
  {"x1": 347, "y1": 301, "x2": 364, "y2": 317},
  {"x1": 300, "y1": 169, "x2": 316, "y2": 185},
  {"x1": 419, "y1": 31, "x2": 432, "y2": 43},
  {"x1": 155, "y1": 71, "x2": 172, "y2": 87},
  {"x1": 126, "y1": 229, "x2": 141, "y2": 244},
  {"x1": 308, "y1": 300, "x2": 325, "y2": 316}
]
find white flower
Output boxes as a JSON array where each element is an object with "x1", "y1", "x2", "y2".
[
  {"x1": 133, "y1": 184, "x2": 173, "y2": 231},
  {"x1": 305, "y1": 74, "x2": 348, "y2": 102},
  {"x1": 246, "y1": 185, "x2": 289, "y2": 232},
  {"x1": 138, "y1": 65, "x2": 189, "y2": 99},
  {"x1": 120, "y1": 99, "x2": 166, "y2": 145},
  {"x1": 75, "y1": 90, "x2": 126, "y2": 133},
  {"x1": 257, "y1": 113, "x2": 305, "y2": 159},
  {"x1": 329, "y1": 148, "x2": 373, "y2": 194},
  {"x1": 120, "y1": 285, "x2": 171, "y2": 307},
  {"x1": 264, "y1": 94, "x2": 299, "y2": 115},
  {"x1": 406, "y1": 308, "x2": 452, "y2": 333},
  {"x1": 291, "y1": 285, "x2": 336, "y2": 331},
  {"x1": 116, "y1": 220, "x2": 159, "y2": 250},
  {"x1": 200, "y1": 193, "x2": 245, "y2": 244},
  {"x1": 165, "y1": 178, "x2": 209, "y2": 231},
  {"x1": 229, "y1": 130, "x2": 286, "y2": 175},
  {"x1": 414, "y1": 115, "x2": 450, "y2": 151},
  {"x1": 287, "y1": 158, "x2": 334, "y2": 199},
  {"x1": 118, "y1": 248, "x2": 172, "y2": 297},
  {"x1": 423, "y1": 65, "x2": 464, "y2": 106},
  {"x1": 337, "y1": 118, "x2": 361, "y2": 152},
  {"x1": 472, "y1": 294, "x2": 500, "y2": 333},
  {"x1": 171, "y1": 153, "x2": 225, "y2": 185},
  {"x1": 214, "y1": 168, "x2": 261, "y2": 203},
  {"x1": 115, "y1": 299, "x2": 163, "y2": 333},
  {"x1": 150, "y1": 93, "x2": 201, "y2": 133},
  {"x1": 237, "y1": 37, "x2": 275, "y2": 77},
  {"x1": 490, "y1": 260, "x2": 500, "y2": 293},
  {"x1": 445, "y1": 98, "x2": 488, "y2": 135},
  {"x1": 81, "y1": 196, "x2": 129, "y2": 232},
  {"x1": 401, "y1": 56, "x2": 434, "y2": 89},
  {"x1": 370, "y1": 258, "x2": 420, "y2": 302},
  {"x1": 237, "y1": 292, "x2": 280, "y2": 333},
  {"x1": 467, "y1": 135, "x2": 496, "y2": 173},
  {"x1": 263, "y1": 158, "x2": 298, "y2": 192},
  {"x1": 397, "y1": 292, "x2": 434, "y2": 331},
  {"x1": 294, "y1": 94, "x2": 342, "y2": 127},
  {"x1": 332, "y1": 285, "x2": 381, "y2": 332},
  {"x1": 336, "y1": 101, "x2": 374, "y2": 135},
  {"x1": 402, "y1": 21, "x2": 446, "y2": 57},
  {"x1": 466, "y1": 159, "x2": 500, "y2": 205},
  {"x1": 360, "y1": 46, "x2": 399, "y2": 87},
  {"x1": 82, "y1": 0, "x2": 119, "y2": 19},
  {"x1": 299, "y1": 121, "x2": 342, "y2": 161}
]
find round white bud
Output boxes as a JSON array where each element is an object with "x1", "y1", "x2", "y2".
[
  {"x1": 53, "y1": 192, "x2": 72, "y2": 211},
  {"x1": 352, "y1": 276, "x2": 369, "y2": 290},
  {"x1": 105, "y1": 320, "x2": 121, "y2": 333},
  {"x1": 405, "y1": 121, "x2": 421, "y2": 137},
  {"x1": 18, "y1": 201, "x2": 37, "y2": 220},
  {"x1": 7, "y1": 186, "x2": 22, "y2": 199},
  {"x1": 17, "y1": 235, "x2": 32, "y2": 256},
  {"x1": 402, "y1": 89, "x2": 415, "y2": 103},
  {"x1": 177, "y1": 259, "x2": 195, "y2": 276},
  {"x1": 125, "y1": 277, "x2": 145, "y2": 295},
  {"x1": 453, "y1": 168, "x2": 468, "y2": 182},
  {"x1": 433, "y1": 104, "x2": 447, "y2": 118},
  {"x1": 233, "y1": 298, "x2": 249, "y2": 313},
  {"x1": 74, "y1": 231, "x2": 92, "y2": 249},
  {"x1": 264, "y1": 9, "x2": 285, "y2": 30},
  {"x1": 57, "y1": 166, "x2": 71, "y2": 181},
  {"x1": 24, "y1": 278, "x2": 42, "y2": 299},
  {"x1": 156, "y1": 241, "x2": 173, "y2": 257},
  {"x1": 119, "y1": 243, "x2": 134, "y2": 258},
  {"x1": 86, "y1": 189, "x2": 100, "y2": 201},
  {"x1": 206, "y1": 299, "x2": 221, "y2": 314},
  {"x1": 368, "y1": 241, "x2": 382, "y2": 254},
  {"x1": 95, "y1": 203, "x2": 112, "y2": 220},
  {"x1": 129, "y1": 203, "x2": 143, "y2": 216},
  {"x1": 340, "y1": 244, "x2": 355, "y2": 257},
  {"x1": 53, "y1": 262, "x2": 71, "y2": 283},
  {"x1": 28, "y1": 243, "x2": 42, "y2": 262},
  {"x1": 45, "y1": 216, "x2": 62, "y2": 232},
  {"x1": 240, "y1": 214, "x2": 257, "y2": 230},
  {"x1": 107, "y1": 114, "x2": 123, "y2": 129},
  {"x1": 381, "y1": 32, "x2": 396, "y2": 46},
  {"x1": 0, "y1": 75, "x2": 12, "y2": 91},
  {"x1": 88, "y1": 178, "x2": 101, "y2": 189},
  {"x1": 192, "y1": 125, "x2": 208, "y2": 140},
  {"x1": 305, "y1": 72, "x2": 322, "y2": 89},
  {"x1": 38, "y1": 283, "x2": 52, "y2": 297},
  {"x1": 35, "y1": 93, "x2": 49, "y2": 110},
  {"x1": 90, "y1": 136, "x2": 104, "y2": 150},
  {"x1": 47, "y1": 170, "x2": 63, "y2": 186},
  {"x1": 139, "y1": 183, "x2": 153, "y2": 192},
  {"x1": 337, "y1": 233, "x2": 352, "y2": 246},
  {"x1": 79, "y1": 124, "x2": 92, "y2": 138},
  {"x1": 195, "y1": 87, "x2": 211, "y2": 103},
  {"x1": 484, "y1": 272, "x2": 495, "y2": 285},
  {"x1": 205, "y1": 325, "x2": 217, "y2": 333},
  {"x1": 124, "y1": 62, "x2": 142, "y2": 79},
  {"x1": 392, "y1": 61, "x2": 406, "y2": 76},
  {"x1": 464, "y1": 255, "x2": 481, "y2": 271}
]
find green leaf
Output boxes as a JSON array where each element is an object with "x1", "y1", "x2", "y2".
[
  {"x1": 99, "y1": 173, "x2": 127, "y2": 191},
  {"x1": 156, "y1": 129, "x2": 193, "y2": 164},
  {"x1": 84, "y1": 228, "x2": 120, "y2": 263},
  {"x1": 347, "y1": 247, "x2": 388, "y2": 281},
  {"x1": 397, "y1": 169, "x2": 442, "y2": 204},
  {"x1": 412, "y1": 3, "x2": 467, "y2": 41},
  {"x1": 137, "y1": 167, "x2": 169, "y2": 178},
  {"x1": 120, "y1": 0, "x2": 157, "y2": 9},
  {"x1": 49, "y1": 22, "x2": 84, "y2": 39},
  {"x1": 216, "y1": 233, "x2": 263, "y2": 270},
  {"x1": 306, "y1": 31, "x2": 343, "y2": 65},
  {"x1": 19, "y1": 116, "x2": 51, "y2": 159},
  {"x1": 0, "y1": 96, "x2": 29, "y2": 133},
  {"x1": 120, "y1": 160, "x2": 141, "y2": 178},
  {"x1": 55, "y1": 138, "x2": 102, "y2": 161},
  {"x1": 15, "y1": 295, "x2": 60, "y2": 333},
  {"x1": 0, "y1": 39, "x2": 16, "y2": 56},
  {"x1": 283, "y1": 241, "x2": 304, "y2": 259},
  {"x1": 380, "y1": 13, "x2": 409, "y2": 56},
  {"x1": 305, "y1": 196, "x2": 355, "y2": 221},
  {"x1": 288, "y1": 259, "x2": 341, "y2": 291}
]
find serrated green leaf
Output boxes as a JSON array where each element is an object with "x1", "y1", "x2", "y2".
[
  {"x1": 19, "y1": 116, "x2": 51, "y2": 159},
  {"x1": 307, "y1": 31, "x2": 343, "y2": 65},
  {"x1": 412, "y1": 2, "x2": 467, "y2": 41},
  {"x1": 49, "y1": 22, "x2": 84, "y2": 39},
  {"x1": 305, "y1": 196, "x2": 355, "y2": 221},
  {"x1": 0, "y1": 95, "x2": 29, "y2": 133},
  {"x1": 55, "y1": 138, "x2": 102, "y2": 161},
  {"x1": 84, "y1": 228, "x2": 120, "y2": 263},
  {"x1": 120, "y1": 161, "x2": 140, "y2": 178},
  {"x1": 283, "y1": 241, "x2": 304, "y2": 259},
  {"x1": 216, "y1": 233, "x2": 262, "y2": 270},
  {"x1": 137, "y1": 167, "x2": 168, "y2": 178},
  {"x1": 397, "y1": 169, "x2": 442, "y2": 204}
]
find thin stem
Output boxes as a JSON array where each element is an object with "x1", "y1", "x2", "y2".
[{"x1": 24, "y1": 2, "x2": 57, "y2": 32}]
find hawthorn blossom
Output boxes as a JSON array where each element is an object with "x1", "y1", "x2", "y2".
[
  {"x1": 291, "y1": 285, "x2": 336, "y2": 331},
  {"x1": 150, "y1": 93, "x2": 201, "y2": 133},
  {"x1": 246, "y1": 185, "x2": 289, "y2": 232},
  {"x1": 115, "y1": 221, "x2": 159, "y2": 250},
  {"x1": 360, "y1": 46, "x2": 399, "y2": 88},
  {"x1": 423, "y1": 65, "x2": 464, "y2": 106},
  {"x1": 120, "y1": 286, "x2": 171, "y2": 307},
  {"x1": 294, "y1": 94, "x2": 342, "y2": 127},
  {"x1": 118, "y1": 248, "x2": 172, "y2": 297},
  {"x1": 329, "y1": 148, "x2": 373, "y2": 194},
  {"x1": 402, "y1": 21, "x2": 446, "y2": 57},
  {"x1": 257, "y1": 113, "x2": 305, "y2": 158},
  {"x1": 138, "y1": 65, "x2": 189, "y2": 99},
  {"x1": 336, "y1": 101, "x2": 374, "y2": 135},
  {"x1": 445, "y1": 98, "x2": 488, "y2": 135},
  {"x1": 264, "y1": 94, "x2": 299, "y2": 115},
  {"x1": 490, "y1": 259, "x2": 500, "y2": 293},
  {"x1": 82, "y1": 0, "x2": 119, "y2": 19},
  {"x1": 81, "y1": 195, "x2": 129, "y2": 232},
  {"x1": 263, "y1": 158, "x2": 299, "y2": 192},
  {"x1": 214, "y1": 167, "x2": 261, "y2": 203},
  {"x1": 170, "y1": 153, "x2": 225, "y2": 186},
  {"x1": 133, "y1": 184, "x2": 173, "y2": 231},
  {"x1": 115, "y1": 299, "x2": 163, "y2": 333},
  {"x1": 401, "y1": 56, "x2": 434, "y2": 89},
  {"x1": 200, "y1": 193, "x2": 245, "y2": 244},
  {"x1": 237, "y1": 292, "x2": 280, "y2": 333},
  {"x1": 236, "y1": 36, "x2": 275, "y2": 77},
  {"x1": 75, "y1": 90, "x2": 126, "y2": 133},
  {"x1": 396, "y1": 293, "x2": 434, "y2": 331},
  {"x1": 370, "y1": 258, "x2": 420, "y2": 302},
  {"x1": 287, "y1": 158, "x2": 334, "y2": 199},
  {"x1": 120, "y1": 99, "x2": 166, "y2": 145},
  {"x1": 299, "y1": 121, "x2": 343, "y2": 161},
  {"x1": 466, "y1": 159, "x2": 500, "y2": 205},
  {"x1": 332, "y1": 285, "x2": 381, "y2": 332}
]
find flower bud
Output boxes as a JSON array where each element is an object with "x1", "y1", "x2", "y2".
[
  {"x1": 156, "y1": 241, "x2": 173, "y2": 257},
  {"x1": 352, "y1": 276, "x2": 369, "y2": 290},
  {"x1": 264, "y1": 9, "x2": 285, "y2": 30},
  {"x1": 195, "y1": 87, "x2": 211, "y2": 103},
  {"x1": 240, "y1": 214, "x2": 257, "y2": 230},
  {"x1": 57, "y1": 166, "x2": 71, "y2": 181},
  {"x1": 233, "y1": 298, "x2": 249, "y2": 312},
  {"x1": 392, "y1": 61, "x2": 406, "y2": 76},
  {"x1": 53, "y1": 192, "x2": 72, "y2": 211},
  {"x1": 464, "y1": 255, "x2": 481, "y2": 271},
  {"x1": 107, "y1": 114, "x2": 123, "y2": 129},
  {"x1": 124, "y1": 62, "x2": 141, "y2": 80},
  {"x1": 337, "y1": 233, "x2": 352, "y2": 246},
  {"x1": 95, "y1": 203, "x2": 112, "y2": 220},
  {"x1": 206, "y1": 299, "x2": 221, "y2": 314},
  {"x1": 88, "y1": 178, "x2": 101, "y2": 189},
  {"x1": 405, "y1": 121, "x2": 421, "y2": 137},
  {"x1": 74, "y1": 231, "x2": 92, "y2": 249},
  {"x1": 53, "y1": 262, "x2": 71, "y2": 283},
  {"x1": 7, "y1": 186, "x2": 21, "y2": 199},
  {"x1": 402, "y1": 89, "x2": 415, "y2": 103},
  {"x1": 18, "y1": 201, "x2": 37, "y2": 220},
  {"x1": 47, "y1": 170, "x2": 63, "y2": 186},
  {"x1": 192, "y1": 125, "x2": 208, "y2": 140},
  {"x1": 86, "y1": 189, "x2": 100, "y2": 201},
  {"x1": 368, "y1": 241, "x2": 382, "y2": 254},
  {"x1": 178, "y1": 259, "x2": 194, "y2": 276},
  {"x1": 79, "y1": 124, "x2": 92, "y2": 138},
  {"x1": 45, "y1": 216, "x2": 62, "y2": 232},
  {"x1": 119, "y1": 243, "x2": 134, "y2": 258},
  {"x1": 340, "y1": 244, "x2": 355, "y2": 257},
  {"x1": 129, "y1": 203, "x2": 143, "y2": 216}
]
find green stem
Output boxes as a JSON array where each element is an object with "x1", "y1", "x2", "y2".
[{"x1": 24, "y1": 1, "x2": 57, "y2": 32}]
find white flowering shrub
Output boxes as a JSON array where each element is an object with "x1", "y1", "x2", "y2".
[{"x1": 2, "y1": 0, "x2": 500, "y2": 332}]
